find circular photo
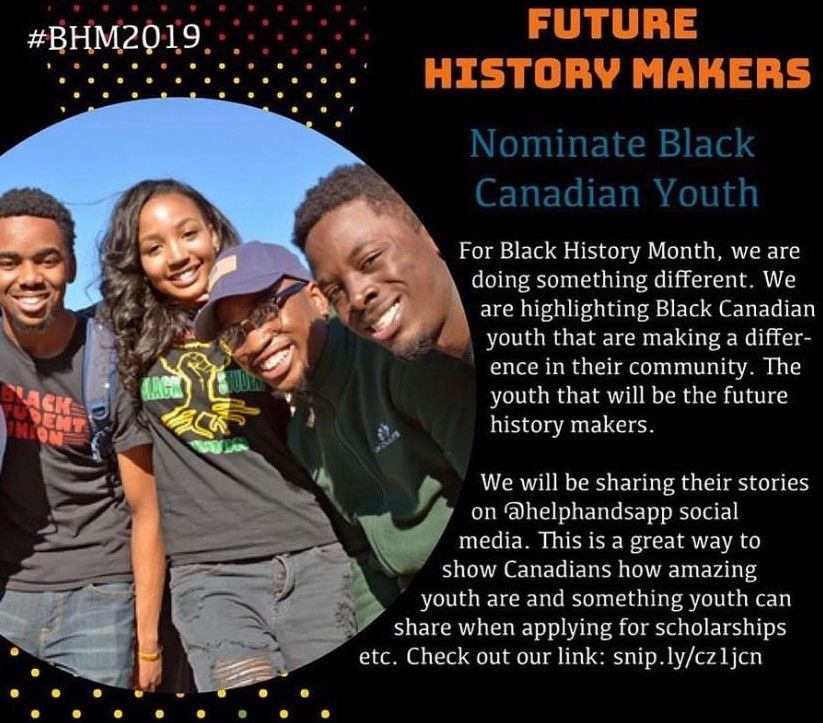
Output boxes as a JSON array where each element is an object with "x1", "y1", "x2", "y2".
[{"x1": 0, "y1": 99, "x2": 475, "y2": 693}]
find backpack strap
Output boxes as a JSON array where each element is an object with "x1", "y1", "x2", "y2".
[{"x1": 78, "y1": 304, "x2": 118, "y2": 464}]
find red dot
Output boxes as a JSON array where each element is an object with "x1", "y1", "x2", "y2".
[
  {"x1": 276, "y1": 32, "x2": 284, "y2": 41},
  {"x1": 189, "y1": 3, "x2": 197, "y2": 11},
  {"x1": 218, "y1": 4, "x2": 226, "y2": 12},
  {"x1": 290, "y1": 47, "x2": 299, "y2": 55},
  {"x1": 334, "y1": 33, "x2": 342, "y2": 41},
  {"x1": 88, "y1": 18, "x2": 96, "y2": 25},
  {"x1": 116, "y1": 18, "x2": 124, "y2": 25},
  {"x1": 160, "y1": 33, "x2": 167, "y2": 41},
  {"x1": 218, "y1": 32, "x2": 226, "y2": 40},
  {"x1": 335, "y1": 62, "x2": 342, "y2": 70},
  {"x1": 276, "y1": 4, "x2": 284, "y2": 12},
  {"x1": 290, "y1": 18, "x2": 298, "y2": 26},
  {"x1": 335, "y1": 4, "x2": 342, "y2": 11},
  {"x1": 233, "y1": 18, "x2": 240, "y2": 26},
  {"x1": 306, "y1": 3, "x2": 314, "y2": 11},
  {"x1": 160, "y1": 3, "x2": 168, "y2": 11},
  {"x1": 247, "y1": 33, "x2": 255, "y2": 41},
  {"x1": 131, "y1": 4, "x2": 139, "y2": 12},
  {"x1": 261, "y1": 18, "x2": 269, "y2": 26},
  {"x1": 174, "y1": 18, "x2": 182, "y2": 26},
  {"x1": 305, "y1": 33, "x2": 313, "y2": 41},
  {"x1": 349, "y1": 18, "x2": 358, "y2": 27},
  {"x1": 262, "y1": 47, "x2": 270, "y2": 55},
  {"x1": 73, "y1": 3, "x2": 80, "y2": 11},
  {"x1": 102, "y1": 4, "x2": 110, "y2": 11},
  {"x1": 204, "y1": 18, "x2": 211, "y2": 26},
  {"x1": 320, "y1": 18, "x2": 327, "y2": 26},
  {"x1": 349, "y1": 48, "x2": 357, "y2": 55},
  {"x1": 363, "y1": 33, "x2": 370, "y2": 41},
  {"x1": 175, "y1": 48, "x2": 182, "y2": 55},
  {"x1": 58, "y1": 18, "x2": 66, "y2": 26},
  {"x1": 248, "y1": 3, "x2": 255, "y2": 11}
]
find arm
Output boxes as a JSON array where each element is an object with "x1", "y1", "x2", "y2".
[{"x1": 118, "y1": 443, "x2": 165, "y2": 692}]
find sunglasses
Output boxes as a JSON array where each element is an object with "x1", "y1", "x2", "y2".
[{"x1": 218, "y1": 280, "x2": 307, "y2": 350}]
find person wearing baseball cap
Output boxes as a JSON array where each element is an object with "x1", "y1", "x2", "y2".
[{"x1": 196, "y1": 241, "x2": 475, "y2": 629}]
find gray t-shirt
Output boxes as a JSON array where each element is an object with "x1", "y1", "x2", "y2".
[
  {"x1": 0, "y1": 314, "x2": 151, "y2": 590},
  {"x1": 138, "y1": 335, "x2": 336, "y2": 565}
]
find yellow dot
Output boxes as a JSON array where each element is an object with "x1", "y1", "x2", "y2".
[
  {"x1": 30, "y1": 710, "x2": 40, "y2": 720},
  {"x1": 73, "y1": 711, "x2": 82, "y2": 720},
  {"x1": 10, "y1": 647, "x2": 20, "y2": 656},
  {"x1": 134, "y1": 691, "x2": 144, "y2": 699},
  {"x1": 10, "y1": 689, "x2": 19, "y2": 698},
  {"x1": 320, "y1": 106, "x2": 327, "y2": 113},
  {"x1": 321, "y1": 711, "x2": 331, "y2": 720},
  {"x1": 279, "y1": 711, "x2": 289, "y2": 720},
  {"x1": 51, "y1": 689, "x2": 61, "y2": 699},
  {"x1": 205, "y1": 48, "x2": 212, "y2": 55},
  {"x1": 131, "y1": 91, "x2": 139, "y2": 99},
  {"x1": 219, "y1": 62, "x2": 226, "y2": 70},
  {"x1": 114, "y1": 711, "x2": 123, "y2": 720},
  {"x1": 218, "y1": 91, "x2": 226, "y2": 99},
  {"x1": 349, "y1": 77, "x2": 357, "y2": 84},
  {"x1": 232, "y1": 77, "x2": 240, "y2": 84},
  {"x1": 276, "y1": 91, "x2": 284, "y2": 99},
  {"x1": 306, "y1": 121, "x2": 313, "y2": 128},
  {"x1": 93, "y1": 689, "x2": 103, "y2": 699},
  {"x1": 175, "y1": 694, "x2": 186, "y2": 699},
  {"x1": 73, "y1": 91, "x2": 81, "y2": 99},
  {"x1": 88, "y1": 77, "x2": 95, "y2": 84},
  {"x1": 60, "y1": 106, "x2": 67, "y2": 113},
  {"x1": 103, "y1": 62, "x2": 110, "y2": 69},
  {"x1": 46, "y1": 62, "x2": 52, "y2": 69},
  {"x1": 262, "y1": 77, "x2": 270, "y2": 84},
  {"x1": 258, "y1": 689, "x2": 268, "y2": 699},
  {"x1": 263, "y1": 106, "x2": 269, "y2": 111},
  {"x1": 87, "y1": 106, "x2": 95, "y2": 111},
  {"x1": 300, "y1": 689, "x2": 310, "y2": 699},
  {"x1": 247, "y1": 91, "x2": 255, "y2": 99},
  {"x1": 320, "y1": 77, "x2": 328, "y2": 84},
  {"x1": 276, "y1": 62, "x2": 284, "y2": 70},
  {"x1": 59, "y1": 77, "x2": 66, "y2": 84},
  {"x1": 279, "y1": 671, "x2": 289, "y2": 678},
  {"x1": 175, "y1": 77, "x2": 182, "y2": 84},
  {"x1": 103, "y1": 91, "x2": 110, "y2": 99},
  {"x1": 290, "y1": 77, "x2": 298, "y2": 85},
  {"x1": 146, "y1": 48, "x2": 153, "y2": 56},
  {"x1": 204, "y1": 77, "x2": 212, "y2": 84},
  {"x1": 189, "y1": 62, "x2": 197, "y2": 70},
  {"x1": 161, "y1": 91, "x2": 169, "y2": 98},
  {"x1": 335, "y1": 121, "x2": 342, "y2": 128},
  {"x1": 290, "y1": 106, "x2": 298, "y2": 114},
  {"x1": 146, "y1": 77, "x2": 154, "y2": 84},
  {"x1": 31, "y1": 668, "x2": 40, "y2": 678},
  {"x1": 196, "y1": 712, "x2": 206, "y2": 720},
  {"x1": 217, "y1": 690, "x2": 227, "y2": 699},
  {"x1": 190, "y1": 92, "x2": 197, "y2": 98},
  {"x1": 117, "y1": 77, "x2": 124, "y2": 84},
  {"x1": 305, "y1": 91, "x2": 313, "y2": 99},
  {"x1": 131, "y1": 62, "x2": 139, "y2": 70},
  {"x1": 155, "y1": 711, "x2": 165, "y2": 720},
  {"x1": 335, "y1": 91, "x2": 342, "y2": 99}
]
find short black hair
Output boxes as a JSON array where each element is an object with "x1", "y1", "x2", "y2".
[
  {"x1": 292, "y1": 163, "x2": 421, "y2": 251},
  {"x1": 0, "y1": 187, "x2": 76, "y2": 252}
]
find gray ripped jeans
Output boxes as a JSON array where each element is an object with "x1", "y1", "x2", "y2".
[{"x1": 169, "y1": 542, "x2": 355, "y2": 691}]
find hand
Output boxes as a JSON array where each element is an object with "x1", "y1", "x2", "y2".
[{"x1": 134, "y1": 651, "x2": 163, "y2": 692}]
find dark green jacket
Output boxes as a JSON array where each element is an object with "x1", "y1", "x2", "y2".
[{"x1": 289, "y1": 320, "x2": 475, "y2": 581}]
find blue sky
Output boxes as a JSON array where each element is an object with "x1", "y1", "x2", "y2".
[{"x1": 0, "y1": 99, "x2": 358, "y2": 310}]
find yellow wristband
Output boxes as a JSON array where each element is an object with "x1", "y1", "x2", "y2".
[{"x1": 137, "y1": 649, "x2": 161, "y2": 662}]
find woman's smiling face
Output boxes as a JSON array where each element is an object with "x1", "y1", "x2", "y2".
[{"x1": 138, "y1": 192, "x2": 218, "y2": 306}]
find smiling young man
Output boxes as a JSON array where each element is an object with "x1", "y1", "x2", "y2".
[
  {"x1": 195, "y1": 242, "x2": 475, "y2": 628},
  {"x1": 292, "y1": 163, "x2": 473, "y2": 364},
  {"x1": 0, "y1": 188, "x2": 164, "y2": 690}
]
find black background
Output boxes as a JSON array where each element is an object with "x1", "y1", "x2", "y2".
[{"x1": 1, "y1": 1, "x2": 818, "y2": 719}]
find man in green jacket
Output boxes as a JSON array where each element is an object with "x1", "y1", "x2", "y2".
[{"x1": 195, "y1": 242, "x2": 475, "y2": 628}]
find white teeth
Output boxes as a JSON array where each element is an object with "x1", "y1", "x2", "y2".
[
  {"x1": 259, "y1": 346, "x2": 291, "y2": 372},
  {"x1": 19, "y1": 297, "x2": 45, "y2": 307},
  {"x1": 171, "y1": 267, "x2": 198, "y2": 282},
  {"x1": 372, "y1": 301, "x2": 399, "y2": 332}
]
